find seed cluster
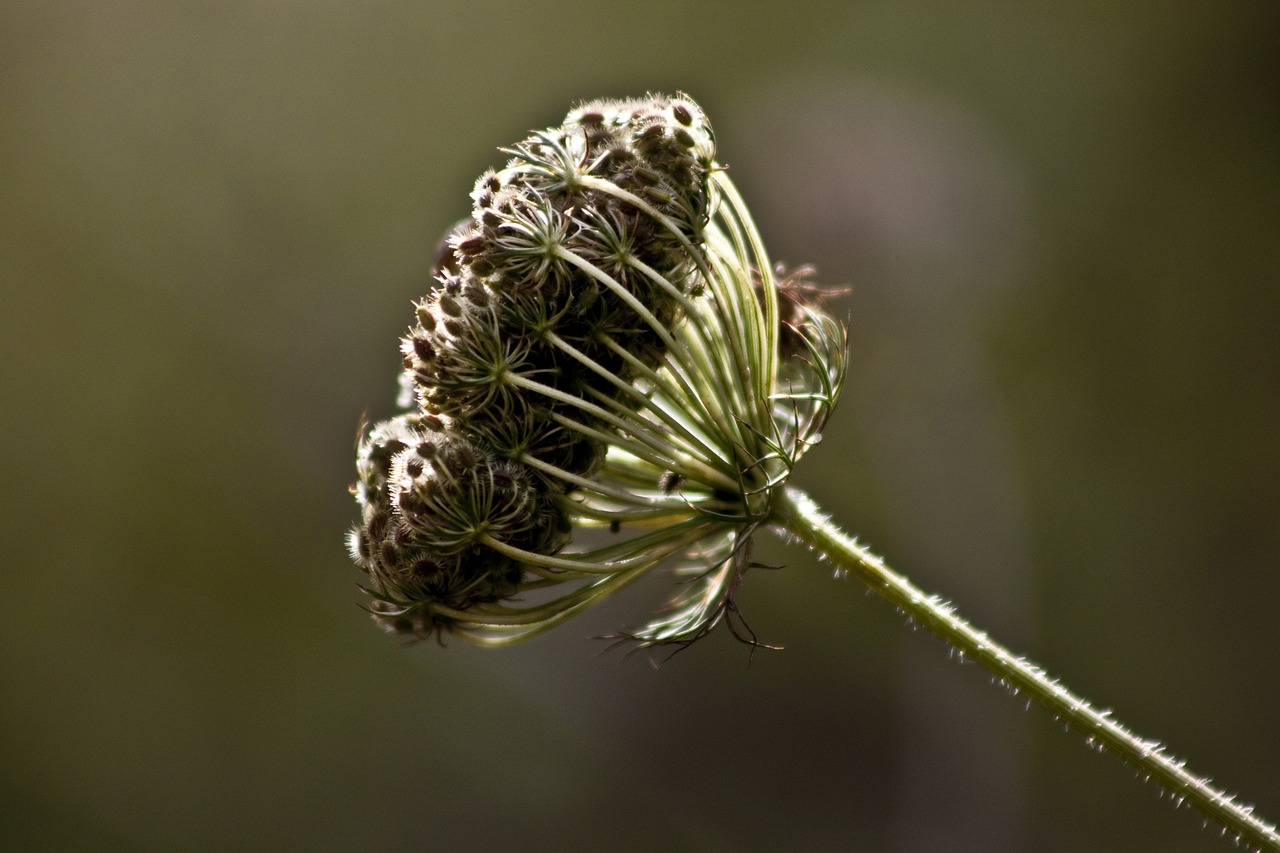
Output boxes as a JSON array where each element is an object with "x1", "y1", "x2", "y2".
[{"x1": 350, "y1": 94, "x2": 718, "y2": 636}]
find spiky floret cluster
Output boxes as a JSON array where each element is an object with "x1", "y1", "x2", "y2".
[
  {"x1": 400, "y1": 95, "x2": 714, "y2": 471},
  {"x1": 350, "y1": 94, "x2": 846, "y2": 646}
]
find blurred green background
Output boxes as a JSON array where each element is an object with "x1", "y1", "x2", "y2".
[{"x1": 2, "y1": 2, "x2": 1276, "y2": 851}]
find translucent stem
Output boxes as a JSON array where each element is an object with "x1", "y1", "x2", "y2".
[{"x1": 771, "y1": 485, "x2": 1279, "y2": 852}]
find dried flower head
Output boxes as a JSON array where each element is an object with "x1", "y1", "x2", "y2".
[{"x1": 350, "y1": 93, "x2": 846, "y2": 647}]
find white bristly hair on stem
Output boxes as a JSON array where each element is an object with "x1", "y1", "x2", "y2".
[{"x1": 771, "y1": 487, "x2": 1279, "y2": 851}]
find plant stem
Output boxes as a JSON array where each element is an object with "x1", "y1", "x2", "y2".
[{"x1": 771, "y1": 485, "x2": 1279, "y2": 851}]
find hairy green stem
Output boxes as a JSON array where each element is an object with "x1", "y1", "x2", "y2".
[{"x1": 771, "y1": 486, "x2": 1278, "y2": 851}]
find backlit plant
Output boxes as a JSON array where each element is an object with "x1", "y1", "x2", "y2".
[{"x1": 348, "y1": 93, "x2": 1277, "y2": 850}]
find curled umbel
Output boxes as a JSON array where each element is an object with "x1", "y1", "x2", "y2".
[{"x1": 349, "y1": 94, "x2": 846, "y2": 646}]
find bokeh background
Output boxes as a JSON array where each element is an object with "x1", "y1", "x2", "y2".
[{"x1": 2, "y1": 2, "x2": 1277, "y2": 851}]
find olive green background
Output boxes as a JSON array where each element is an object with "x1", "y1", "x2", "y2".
[{"x1": 2, "y1": 2, "x2": 1276, "y2": 851}]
